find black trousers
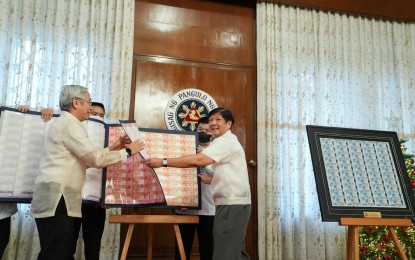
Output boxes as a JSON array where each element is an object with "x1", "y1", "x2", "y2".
[
  {"x1": 0, "y1": 216, "x2": 11, "y2": 257},
  {"x1": 35, "y1": 197, "x2": 81, "y2": 260},
  {"x1": 174, "y1": 215, "x2": 214, "y2": 260},
  {"x1": 72, "y1": 205, "x2": 106, "y2": 260}
]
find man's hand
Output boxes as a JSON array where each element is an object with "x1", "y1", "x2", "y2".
[
  {"x1": 196, "y1": 145, "x2": 204, "y2": 153},
  {"x1": 144, "y1": 158, "x2": 163, "y2": 168},
  {"x1": 126, "y1": 140, "x2": 145, "y2": 155},
  {"x1": 109, "y1": 134, "x2": 132, "y2": 151},
  {"x1": 40, "y1": 108, "x2": 53, "y2": 122},
  {"x1": 198, "y1": 172, "x2": 213, "y2": 184},
  {"x1": 17, "y1": 106, "x2": 30, "y2": 112}
]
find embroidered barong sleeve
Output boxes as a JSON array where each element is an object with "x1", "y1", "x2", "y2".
[{"x1": 62, "y1": 120, "x2": 126, "y2": 168}]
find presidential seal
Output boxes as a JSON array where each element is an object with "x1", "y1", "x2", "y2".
[{"x1": 165, "y1": 88, "x2": 218, "y2": 131}]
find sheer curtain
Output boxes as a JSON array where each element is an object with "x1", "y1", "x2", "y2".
[
  {"x1": 257, "y1": 1, "x2": 415, "y2": 259},
  {"x1": 0, "y1": 0, "x2": 135, "y2": 259}
]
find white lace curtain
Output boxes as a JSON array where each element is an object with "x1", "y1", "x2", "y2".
[
  {"x1": 0, "y1": 0, "x2": 135, "y2": 259},
  {"x1": 257, "y1": 2, "x2": 415, "y2": 259},
  {"x1": 0, "y1": 0, "x2": 134, "y2": 120}
]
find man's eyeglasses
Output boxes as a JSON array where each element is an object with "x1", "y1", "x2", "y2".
[{"x1": 74, "y1": 97, "x2": 92, "y2": 105}]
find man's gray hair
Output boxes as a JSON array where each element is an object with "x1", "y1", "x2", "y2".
[{"x1": 59, "y1": 85, "x2": 89, "y2": 111}]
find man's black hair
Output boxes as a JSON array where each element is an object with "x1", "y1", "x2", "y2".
[
  {"x1": 91, "y1": 102, "x2": 105, "y2": 114},
  {"x1": 208, "y1": 107, "x2": 234, "y2": 126},
  {"x1": 197, "y1": 116, "x2": 209, "y2": 125}
]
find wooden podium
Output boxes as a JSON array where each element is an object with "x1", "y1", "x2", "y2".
[
  {"x1": 339, "y1": 218, "x2": 413, "y2": 260},
  {"x1": 110, "y1": 214, "x2": 199, "y2": 260}
]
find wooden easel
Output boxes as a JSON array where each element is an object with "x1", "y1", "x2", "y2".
[
  {"x1": 339, "y1": 218, "x2": 413, "y2": 260},
  {"x1": 109, "y1": 214, "x2": 199, "y2": 260}
]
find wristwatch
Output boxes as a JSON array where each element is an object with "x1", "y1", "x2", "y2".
[
  {"x1": 162, "y1": 158, "x2": 168, "y2": 167},
  {"x1": 126, "y1": 148, "x2": 132, "y2": 157}
]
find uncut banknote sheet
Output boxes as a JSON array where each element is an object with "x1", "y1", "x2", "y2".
[
  {"x1": 105, "y1": 125, "x2": 199, "y2": 208},
  {"x1": 0, "y1": 108, "x2": 56, "y2": 199}
]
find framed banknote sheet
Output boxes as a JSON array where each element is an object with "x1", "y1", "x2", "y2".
[{"x1": 306, "y1": 125, "x2": 415, "y2": 222}]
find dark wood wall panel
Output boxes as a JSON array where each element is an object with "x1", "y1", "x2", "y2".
[{"x1": 134, "y1": 0, "x2": 255, "y2": 65}]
